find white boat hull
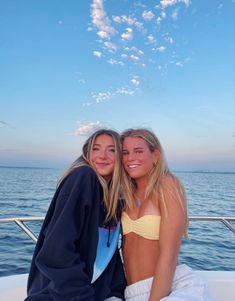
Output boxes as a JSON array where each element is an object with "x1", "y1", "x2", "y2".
[
  {"x1": 0, "y1": 271, "x2": 235, "y2": 301},
  {"x1": 0, "y1": 273, "x2": 27, "y2": 301}
]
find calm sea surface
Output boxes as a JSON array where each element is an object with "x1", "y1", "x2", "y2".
[{"x1": 0, "y1": 166, "x2": 234, "y2": 277}]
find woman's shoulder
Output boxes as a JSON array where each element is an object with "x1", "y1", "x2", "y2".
[
  {"x1": 69, "y1": 165, "x2": 99, "y2": 181},
  {"x1": 60, "y1": 165, "x2": 99, "y2": 188},
  {"x1": 160, "y1": 172, "x2": 181, "y2": 187},
  {"x1": 56, "y1": 165, "x2": 101, "y2": 197}
]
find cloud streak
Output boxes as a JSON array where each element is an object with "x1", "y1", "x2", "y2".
[
  {"x1": 83, "y1": 85, "x2": 138, "y2": 106},
  {"x1": 90, "y1": 0, "x2": 191, "y2": 70},
  {"x1": 74, "y1": 121, "x2": 104, "y2": 136},
  {"x1": 88, "y1": 0, "x2": 191, "y2": 106},
  {"x1": 91, "y1": 0, "x2": 116, "y2": 39}
]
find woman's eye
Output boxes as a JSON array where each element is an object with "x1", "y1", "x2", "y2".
[{"x1": 109, "y1": 148, "x2": 115, "y2": 153}]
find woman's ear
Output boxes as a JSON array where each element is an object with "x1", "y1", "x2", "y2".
[{"x1": 152, "y1": 149, "x2": 160, "y2": 164}]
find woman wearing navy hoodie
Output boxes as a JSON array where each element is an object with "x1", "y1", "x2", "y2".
[{"x1": 25, "y1": 129, "x2": 126, "y2": 301}]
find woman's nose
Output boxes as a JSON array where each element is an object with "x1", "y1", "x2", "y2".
[
  {"x1": 126, "y1": 152, "x2": 135, "y2": 161},
  {"x1": 98, "y1": 149, "x2": 107, "y2": 159}
]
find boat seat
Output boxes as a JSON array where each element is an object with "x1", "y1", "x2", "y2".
[
  {"x1": 195, "y1": 270, "x2": 235, "y2": 301},
  {"x1": 0, "y1": 273, "x2": 27, "y2": 301},
  {"x1": 0, "y1": 271, "x2": 235, "y2": 301}
]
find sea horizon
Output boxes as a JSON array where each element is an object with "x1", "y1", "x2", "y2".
[{"x1": 0, "y1": 165, "x2": 234, "y2": 174}]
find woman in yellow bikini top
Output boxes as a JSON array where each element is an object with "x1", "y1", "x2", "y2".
[
  {"x1": 121, "y1": 211, "x2": 161, "y2": 240},
  {"x1": 120, "y1": 129, "x2": 212, "y2": 301}
]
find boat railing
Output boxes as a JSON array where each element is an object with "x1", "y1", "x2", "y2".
[
  {"x1": 0, "y1": 217, "x2": 44, "y2": 243},
  {"x1": 0, "y1": 216, "x2": 234, "y2": 243}
]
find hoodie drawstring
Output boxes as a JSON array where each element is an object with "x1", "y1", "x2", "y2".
[{"x1": 106, "y1": 226, "x2": 111, "y2": 247}]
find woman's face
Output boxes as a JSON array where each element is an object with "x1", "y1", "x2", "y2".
[
  {"x1": 91, "y1": 134, "x2": 116, "y2": 181},
  {"x1": 122, "y1": 137, "x2": 158, "y2": 181}
]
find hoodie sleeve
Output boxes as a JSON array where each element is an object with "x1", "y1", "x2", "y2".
[{"x1": 26, "y1": 166, "x2": 102, "y2": 301}]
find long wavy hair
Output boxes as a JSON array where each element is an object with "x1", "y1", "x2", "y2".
[
  {"x1": 58, "y1": 129, "x2": 122, "y2": 221},
  {"x1": 121, "y1": 128, "x2": 188, "y2": 235}
]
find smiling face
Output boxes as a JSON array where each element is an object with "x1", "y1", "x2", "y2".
[
  {"x1": 91, "y1": 134, "x2": 116, "y2": 181},
  {"x1": 122, "y1": 137, "x2": 158, "y2": 182}
]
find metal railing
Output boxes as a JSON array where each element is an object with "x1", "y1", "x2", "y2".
[
  {"x1": 189, "y1": 216, "x2": 235, "y2": 235},
  {"x1": 0, "y1": 216, "x2": 44, "y2": 242},
  {"x1": 0, "y1": 216, "x2": 235, "y2": 243}
]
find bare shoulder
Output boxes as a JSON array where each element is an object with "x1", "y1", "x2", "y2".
[
  {"x1": 160, "y1": 173, "x2": 182, "y2": 190},
  {"x1": 159, "y1": 173, "x2": 186, "y2": 211}
]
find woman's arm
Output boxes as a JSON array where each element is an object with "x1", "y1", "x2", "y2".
[{"x1": 148, "y1": 175, "x2": 186, "y2": 301}]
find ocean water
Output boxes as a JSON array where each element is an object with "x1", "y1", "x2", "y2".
[{"x1": 0, "y1": 166, "x2": 234, "y2": 277}]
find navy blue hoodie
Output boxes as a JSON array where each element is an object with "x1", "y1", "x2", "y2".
[{"x1": 25, "y1": 166, "x2": 126, "y2": 301}]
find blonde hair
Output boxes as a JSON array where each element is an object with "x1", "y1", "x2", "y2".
[
  {"x1": 121, "y1": 128, "x2": 188, "y2": 235},
  {"x1": 58, "y1": 129, "x2": 122, "y2": 221}
]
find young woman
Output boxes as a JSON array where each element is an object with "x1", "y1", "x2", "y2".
[
  {"x1": 120, "y1": 128, "x2": 212, "y2": 301},
  {"x1": 25, "y1": 129, "x2": 126, "y2": 301}
]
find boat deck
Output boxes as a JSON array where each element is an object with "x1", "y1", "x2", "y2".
[
  {"x1": 0, "y1": 216, "x2": 234, "y2": 301},
  {"x1": 0, "y1": 270, "x2": 235, "y2": 301}
]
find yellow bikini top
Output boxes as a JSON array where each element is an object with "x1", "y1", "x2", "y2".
[{"x1": 121, "y1": 211, "x2": 161, "y2": 240}]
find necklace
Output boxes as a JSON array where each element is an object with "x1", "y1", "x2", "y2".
[{"x1": 134, "y1": 199, "x2": 142, "y2": 208}]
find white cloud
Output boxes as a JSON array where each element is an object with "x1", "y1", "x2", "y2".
[
  {"x1": 147, "y1": 34, "x2": 157, "y2": 44},
  {"x1": 89, "y1": 0, "x2": 191, "y2": 74},
  {"x1": 74, "y1": 121, "x2": 103, "y2": 136},
  {"x1": 175, "y1": 61, "x2": 184, "y2": 67},
  {"x1": 156, "y1": 17, "x2": 162, "y2": 25},
  {"x1": 112, "y1": 15, "x2": 122, "y2": 23},
  {"x1": 156, "y1": 12, "x2": 166, "y2": 25},
  {"x1": 157, "y1": 46, "x2": 166, "y2": 52},
  {"x1": 91, "y1": 0, "x2": 116, "y2": 39},
  {"x1": 121, "y1": 53, "x2": 128, "y2": 59},
  {"x1": 160, "y1": 0, "x2": 190, "y2": 8},
  {"x1": 125, "y1": 46, "x2": 144, "y2": 56},
  {"x1": 130, "y1": 54, "x2": 140, "y2": 62},
  {"x1": 181, "y1": 0, "x2": 191, "y2": 6},
  {"x1": 108, "y1": 58, "x2": 124, "y2": 66},
  {"x1": 137, "y1": 49, "x2": 144, "y2": 56},
  {"x1": 104, "y1": 41, "x2": 117, "y2": 51},
  {"x1": 121, "y1": 28, "x2": 133, "y2": 41},
  {"x1": 115, "y1": 88, "x2": 136, "y2": 95},
  {"x1": 134, "y1": 21, "x2": 145, "y2": 32},
  {"x1": 92, "y1": 91, "x2": 113, "y2": 103},
  {"x1": 160, "y1": 0, "x2": 177, "y2": 8},
  {"x1": 142, "y1": 10, "x2": 155, "y2": 21},
  {"x1": 97, "y1": 30, "x2": 110, "y2": 39},
  {"x1": 113, "y1": 15, "x2": 136, "y2": 26},
  {"x1": 120, "y1": 47, "x2": 144, "y2": 65},
  {"x1": 164, "y1": 36, "x2": 174, "y2": 44},
  {"x1": 84, "y1": 85, "x2": 137, "y2": 106},
  {"x1": 93, "y1": 50, "x2": 102, "y2": 57},
  {"x1": 131, "y1": 76, "x2": 141, "y2": 86}
]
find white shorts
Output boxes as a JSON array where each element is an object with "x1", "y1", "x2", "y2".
[{"x1": 124, "y1": 264, "x2": 213, "y2": 301}]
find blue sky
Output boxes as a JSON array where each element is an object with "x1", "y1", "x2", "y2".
[{"x1": 0, "y1": 0, "x2": 234, "y2": 172}]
